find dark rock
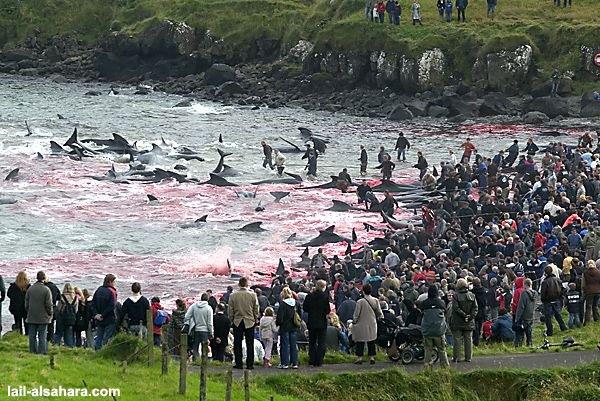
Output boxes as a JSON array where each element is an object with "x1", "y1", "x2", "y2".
[
  {"x1": 404, "y1": 99, "x2": 428, "y2": 117},
  {"x1": 19, "y1": 68, "x2": 38, "y2": 76},
  {"x1": 85, "y1": 90, "x2": 102, "y2": 96},
  {"x1": 526, "y1": 97, "x2": 569, "y2": 118},
  {"x1": 216, "y1": 81, "x2": 244, "y2": 96},
  {"x1": 134, "y1": 85, "x2": 152, "y2": 95},
  {"x1": 101, "y1": 32, "x2": 140, "y2": 56},
  {"x1": 204, "y1": 63, "x2": 236, "y2": 85},
  {"x1": 1, "y1": 48, "x2": 37, "y2": 62},
  {"x1": 522, "y1": 111, "x2": 550, "y2": 124},
  {"x1": 581, "y1": 91, "x2": 599, "y2": 108},
  {"x1": 581, "y1": 102, "x2": 600, "y2": 118},
  {"x1": 447, "y1": 98, "x2": 479, "y2": 117},
  {"x1": 140, "y1": 20, "x2": 195, "y2": 57},
  {"x1": 479, "y1": 92, "x2": 510, "y2": 116},
  {"x1": 388, "y1": 105, "x2": 414, "y2": 121},
  {"x1": 448, "y1": 115, "x2": 467, "y2": 123},
  {"x1": 455, "y1": 82, "x2": 470, "y2": 95},
  {"x1": 42, "y1": 46, "x2": 62, "y2": 63},
  {"x1": 427, "y1": 105, "x2": 449, "y2": 118},
  {"x1": 531, "y1": 78, "x2": 573, "y2": 98},
  {"x1": 174, "y1": 99, "x2": 193, "y2": 107},
  {"x1": 17, "y1": 59, "x2": 37, "y2": 69},
  {"x1": 251, "y1": 105, "x2": 260, "y2": 110}
]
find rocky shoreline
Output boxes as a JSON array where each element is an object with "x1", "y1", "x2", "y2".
[{"x1": 1, "y1": 21, "x2": 599, "y2": 124}]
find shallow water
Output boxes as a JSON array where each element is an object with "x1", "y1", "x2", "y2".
[{"x1": 0, "y1": 74, "x2": 588, "y2": 331}]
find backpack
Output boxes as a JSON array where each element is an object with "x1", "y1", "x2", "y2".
[
  {"x1": 60, "y1": 295, "x2": 77, "y2": 327},
  {"x1": 153, "y1": 310, "x2": 169, "y2": 326},
  {"x1": 293, "y1": 311, "x2": 302, "y2": 328}
]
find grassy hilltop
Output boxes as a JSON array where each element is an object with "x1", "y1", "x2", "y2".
[{"x1": 0, "y1": 0, "x2": 599, "y2": 88}]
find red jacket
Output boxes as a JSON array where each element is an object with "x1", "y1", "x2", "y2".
[
  {"x1": 151, "y1": 301, "x2": 170, "y2": 335},
  {"x1": 511, "y1": 277, "x2": 525, "y2": 315},
  {"x1": 377, "y1": 2, "x2": 386, "y2": 12}
]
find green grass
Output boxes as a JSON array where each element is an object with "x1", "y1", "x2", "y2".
[
  {"x1": 1, "y1": 331, "x2": 600, "y2": 401},
  {"x1": 0, "y1": 0, "x2": 598, "y2": 91}
]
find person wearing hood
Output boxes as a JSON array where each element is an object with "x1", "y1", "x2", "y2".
[
  {"x1": 54, "y1": 283, "x2": 79, "y2": 347},
  {"x1": 352, "y1": 284, "x2": 383, "y2": 365},
  {"x1": 450, "y1": 278, "x2": 478, "y2": 363},
  {"x1": 120, "y1": 282, "x2": 150, "y2": 339},
  {"x1": 184, "y1": 293, "x2": 214, "y2": 361},
  {"x1": 151, "y1": 297, "x2": 170, "y2": 347},
  {"x1": 213, "y1": 303, "x2": 231, "y2": 362},
  {"x1": 511, "y1": 277, "x2": 525, "y2": 316},
  {"x1": 421, "y1": 284, "x2": 450, "y2": 368},
  {"x1": 514, "y1": 278, "x2": 535, "y2": 347},
  {"x1": 276, "y1": 287, "x2": 301, "y2": 369}
]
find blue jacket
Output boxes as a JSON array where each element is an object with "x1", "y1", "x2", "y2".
[
  {"x1": 456, "y1": 0, "x2": 468, "y2": 8},
  {"x1": 92, "y1": 285, "x2": 116, "y2": 326},
  {"x1": 491, "y1": 315, "x2": 514, "y2": 341}
]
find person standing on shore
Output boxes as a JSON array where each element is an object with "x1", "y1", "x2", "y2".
[
  {"x1": 444, "y1": 0, "x2": 453, "y2": 22},
  {"x1": 274, "y1": 149, "x2": 286, "y2": 176},
  {"x1": 91, "y1": 274, "x2": 117, "y2": 351},
  {"x1": 380, "y1": 154, "x2": 396, "y2": 181},
  {"x1": 0, "y1": 274, "x2": 5, "y2": 336},
  {"x1": 395, "y1": 132, "x2": 410, "y2": 161},
  {"x1": 261, "y1": 140, "x2": 274, "y2": 170},
  {"x1": 487, "y1": 0, "x2": 496, "y2": 17},
  {"x1": 411, "y1": 0, "x2": 422, "y2": 25},
  {"x1": 550, "y1": 69, "x2": 561, "y2": 98},
  {"x1": 228, "y1": 277, "x2": 259, "y2": 370},
  {"x1": 421, "y1": 285, "x2": 450, "y2": 368},
  {"x1": 394, "y1": 1, "x2": 402, "y2": 24},
  {"x1": 437, "y1": 0, "x2": 445, "y2": 18},
  {"x1": 303, "y1": 280, "x2": 331, "y2": 367},
  {"x1": 376, "y1": 0, "x2": 386, "y2": 22},
  {"x1": 359, "y1": 145, "x2": 368, "y2": 176},
  {"x1": 460, "y1": 138, "x2": 476, "y2": 163},
  {"x1": 386, "y1": 0, "x2": 395, "y2": 23},
  {"x1": 25, "y1": 271, "x2": 53, "y2": 355},
  {"x1": 456, "y1": 0, "x2": 468, "y2": 22},
  {"x1": 450, "y1": 278, "x2": 477, "y2": 363},
  {"x1": 414, "y1": 151, "x2": 429, "y2": 180},
  {"x1": 365, "y1": 0, "x2": 375, "y2": 21}
]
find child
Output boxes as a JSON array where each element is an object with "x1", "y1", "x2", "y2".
[
  {"x1": 566, "y1": 283, "x2": 582, "y2": 328},
  {"x1": 444, "y1": 0, "x2": 453, "y2": 22},
  {"x1": 259, "y1": 307, "x2": 278, "y2": 367}
]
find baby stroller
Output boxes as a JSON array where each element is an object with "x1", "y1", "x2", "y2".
[{"x1": 379, "y1": 320, "x2": 439, "y2": 365}]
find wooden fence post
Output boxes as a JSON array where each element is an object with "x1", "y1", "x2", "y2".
[
  {"x1": 244, "y1": 370, "x2": 250, "y2": 401},
  {"x1": 161, "y1": 324, "x2": 169, "y2": 375},
  {"x1": 179, "y1": 333, "x2": 188, "y2": 395},
  {"x1": 225, "y1": 368, "x2": 233, "y2": 401},
  {"x1": 146, "y1": 309, "x2": 153, "y2": 366},
  {"x1": 200, "y1": 341, "x2": 208, "y2": 401}
]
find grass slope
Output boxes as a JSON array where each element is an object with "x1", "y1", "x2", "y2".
[
  {"x1": 1, "y1": 0, "x2": 599, "y2": 82},
  {"x1": 2, "y1": 332, "x2": 600, "y2": 401}
]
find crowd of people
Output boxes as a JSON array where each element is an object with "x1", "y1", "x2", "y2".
[
  {"x1": 2, "y1": 130, "x2": 600, "y2": 370},
  {"x1": 364, "y1": 0, "x2": 501, "y2": 24}
]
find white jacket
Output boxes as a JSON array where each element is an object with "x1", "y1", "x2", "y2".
[{"x1": 259, "y1": 316, "x2": 277, "y2": 340}]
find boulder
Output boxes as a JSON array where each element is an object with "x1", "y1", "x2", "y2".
[
  {"x1": 287, "y1": 40, "x2": 314, "y2": 63},
  {"x1": 479, "y1": 92, "x2": 510, "y2": 116},
  {"x1": 387, "y1": 105, "x2": 414, "y2": 121},
  {"x1": 204, "y1": 63, "x2": 236, "y2": 85},
  {"x1": 526, "y1": 97, "x2": 569, "y2": 118},
  {"x1": 85, "y1": 90, "x2": 102, "y2": 96},
  {"x1": 427, "y1": 105, "x2": 449, "y2": 118},
  {"x1": 134, "y1": 85, "x2": 152, "y2": 95},
  {"x1": 173, "y1": 99, "x2": 193, "y2": 107},
  {"x1": 418, "y1": 48, "x2": 445, "y2": 91},
  {"x1": 42, "y1": 46, "x2": 62, "y2": 63},
  {"x1": 522, "y1": 111, "x2": 550, "y2": 124},
  {"x1": 447, "y1": 98, "x2": 479, "y2": 117},
  {"x1": 375, "y1": 52, "x2": 399, "y2": 88},
  {"x1": 530, "y1": 78, "x2": 573, "y2": 98},
  {"x1": 101, "y1": 32, "x2": 140, "y2": 56},
  {"x1": 404, "y1": 99, "x2": 428, "y2": 117},
  {"x1": 581, "y1": 102, "x2": 600, "y2": 118},
  {"x1": 1, "y1": 48, "x2": 37, "y2": 62},
  {"x1": 477, "y1": 45, "x2": 533, "y2": 94},
  {"x1": 140, "y1": 20, "x2": 195, "y2": 57},
  {"x1": 216, "y1": 81, "x2": 244, "y2": 96}
]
